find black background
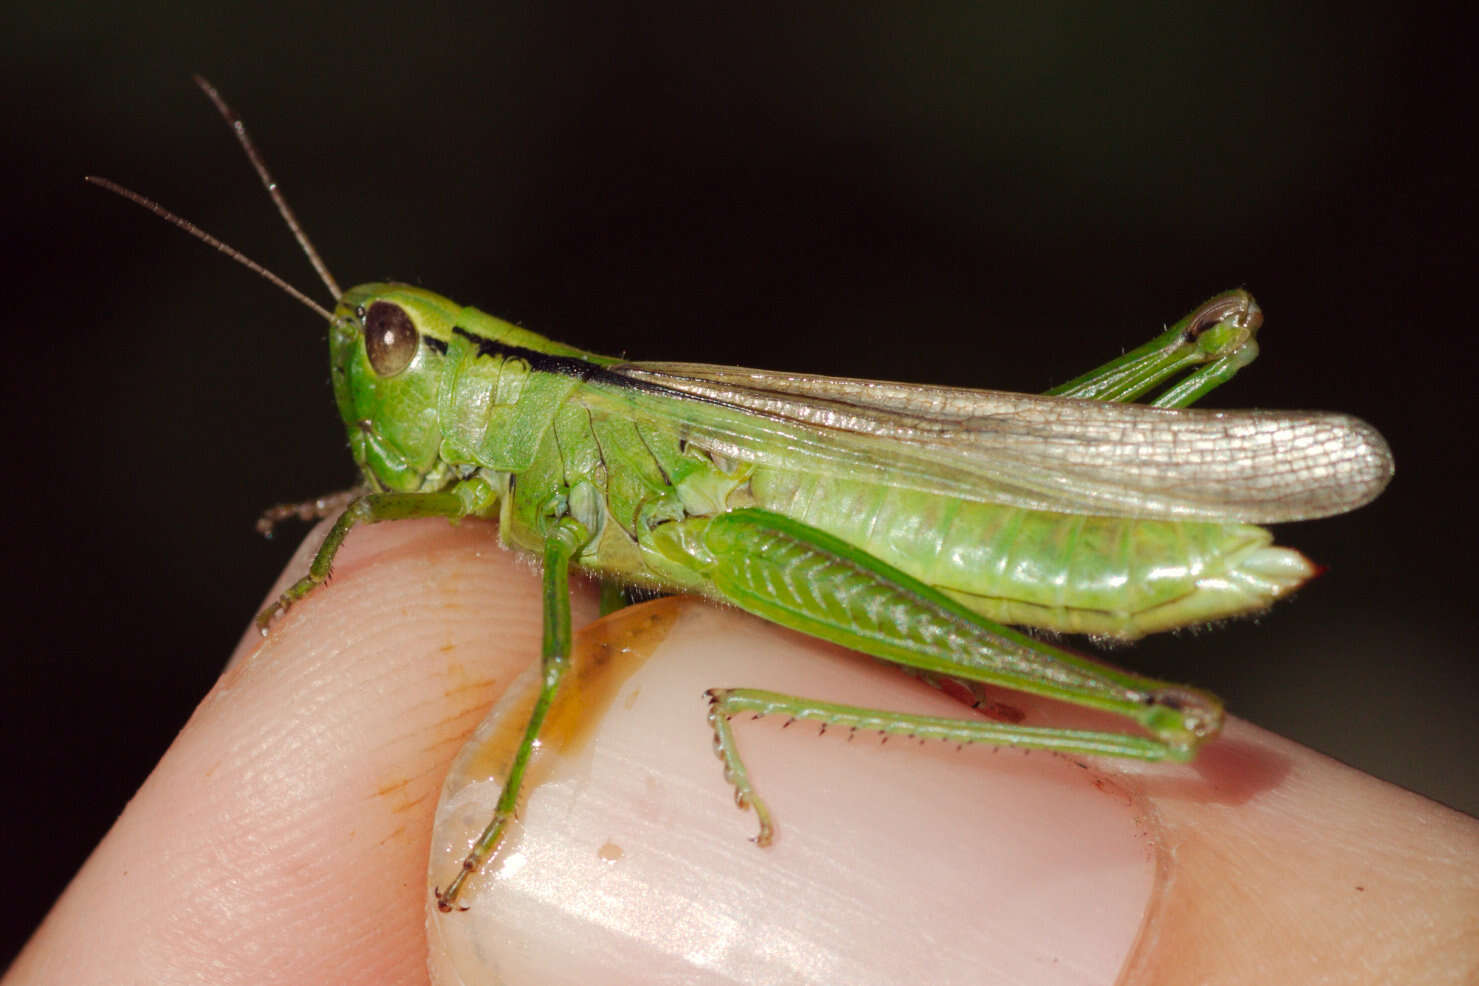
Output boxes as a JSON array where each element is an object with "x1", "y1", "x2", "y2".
[{"x1": 3, "y1": 1, "x2": 1472, "y2": 964}]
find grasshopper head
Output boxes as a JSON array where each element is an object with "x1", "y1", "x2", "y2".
[{"x1": 330, "y1": 284, "x2": 461, "y2": 493}]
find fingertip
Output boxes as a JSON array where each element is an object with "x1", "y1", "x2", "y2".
[{"x1": 15, "y1": 518, "x2": 585, "y2": 985}]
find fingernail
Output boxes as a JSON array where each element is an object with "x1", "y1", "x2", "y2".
[{"x1": 429, "y1": 599, "x2": 1157, "y2": 985}]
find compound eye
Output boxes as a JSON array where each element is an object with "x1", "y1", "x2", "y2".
[{"x1": 364, "y1": 301, "x2": 418, "y2": 377}]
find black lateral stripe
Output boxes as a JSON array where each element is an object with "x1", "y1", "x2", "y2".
[
  {"x1": 424, "y1": 336, "x2": 448, "y2": 355},
  {"x1": 450, "y1": 326, "x2": 731, "y2": 407},
  {"x1": 453, "y1": 326, "x2": 601, "y2": 379}
]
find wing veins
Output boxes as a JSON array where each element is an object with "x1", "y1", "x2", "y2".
[{"x1": 590, "y1": 361, "x2": 1392, "y2": 522}]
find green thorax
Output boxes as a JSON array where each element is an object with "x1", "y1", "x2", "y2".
[{"x1": 329, "y1": 283, "x2": 618, "y2": 494}]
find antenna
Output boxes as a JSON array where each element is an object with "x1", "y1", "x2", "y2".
[
  {"x1": 193, "y1": 75, "x2": 343, "y2": 300},
  {"x1": 84, "y1": 176, "x2": 334, "y2": 322}
]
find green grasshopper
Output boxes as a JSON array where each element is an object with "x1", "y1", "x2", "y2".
[{"x1": 91, "y1": 79, "x2": 1393, "y2": 911}]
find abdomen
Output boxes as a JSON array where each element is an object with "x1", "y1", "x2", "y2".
[{"x1": 748, "y1": 469, "x2": 1317, "y2": 638}]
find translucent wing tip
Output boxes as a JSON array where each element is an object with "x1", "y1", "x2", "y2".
[
  {"x1": 1302, "y1": 413, "x2": 1394, "y2": 519},
  {"x1": 1341, "y1": 414, "x2": 1395, "y2": 502}
]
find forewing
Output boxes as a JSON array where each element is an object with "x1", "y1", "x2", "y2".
[{"x1": 591, "y1": 362, "x2": 1392, "y2": 523}]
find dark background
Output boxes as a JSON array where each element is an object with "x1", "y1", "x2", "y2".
[{"x1": 3, "y1": 1, "x2": 1472, "y2": 964}]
